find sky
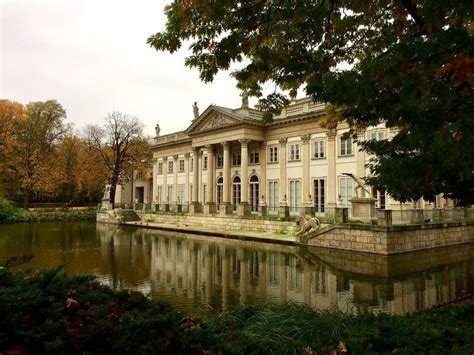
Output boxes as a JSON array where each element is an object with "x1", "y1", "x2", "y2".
[{"x1": 0, "y1": 0, "x2": 253, "y2": 137}]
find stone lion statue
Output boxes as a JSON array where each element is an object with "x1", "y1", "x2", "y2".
[{"x1": 296, "y1": 215, "x2": 321, "y2": 236}]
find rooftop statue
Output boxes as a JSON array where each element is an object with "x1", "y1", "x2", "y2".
[
  {"x1": 241, "y1": 92, "x2": 249, "y2": 108},
  {"x1": 192, "y1": 102, "x2": 199, "y2": 120},
  {"x1": 155, "y1": 124, "x2": 160, "y2": 137}
]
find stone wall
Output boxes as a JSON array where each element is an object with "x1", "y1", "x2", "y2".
[
  {"x1": 138, "y1": 212, "x2": 297, "y2": 234},
  {"x1": 307, "y1": 222, "x2": 474, "y2": 255}
]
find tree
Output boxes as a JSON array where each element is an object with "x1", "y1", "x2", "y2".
[
  {"x1": 85, "y1": 112, "x2": 151, "y2": 205},
  {"x1": 149, "y1": 1, "x2": 473, "y2": 205}
]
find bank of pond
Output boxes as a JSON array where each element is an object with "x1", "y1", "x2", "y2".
[{"x1": 0, "y1": 266, "x2": 473, "y2": 354}]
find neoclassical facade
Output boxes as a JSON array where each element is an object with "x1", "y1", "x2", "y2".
[{"x1": 136, "y1": 97, "x2": 446, "y2": 216}]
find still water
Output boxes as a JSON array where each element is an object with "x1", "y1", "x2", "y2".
[{"x1": 1, "y1": 222, "x2": 473, "y2": 315}]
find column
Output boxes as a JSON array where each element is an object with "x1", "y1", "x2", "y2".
[
  {"x1": 220, "y1": 141, "x2": 232, "y2": 214},
  {"x1": 301, "y1": 134, "x2": 313, "y2": 215},
  {"x1": 278, "y1": 138, "x2": 289, "y2": 217},
  {"x1": 326, "y1": 129, "x2": 337, "y2": 214},
  {"x1": 151, "y1": 158, "x2": 160, "y2": 211},
  {"x1": 238, "y1": 138, "x2": 250, "y2": 216},
  {"x1": 190, "y1": 147, "x2": 202, "y2": 213},
  {"x1": 172, "y1": 155, "x2": 179, "y2": 211},
  {"x1": 259, "y1": 141, "x2": 267, "y2": 215},
  {"x1": 204, "y1": 145, "x2": 217, "y2": 214},
  {"x1": 184, "y1": 153, "x2": 190, "y2": 205},
  {"x1": 162, "y1": 156, "x2": 169, "y2": 211}
]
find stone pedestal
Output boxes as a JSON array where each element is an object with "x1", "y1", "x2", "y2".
[
  {"x1": 204, "y1": 202, "x2": 217, "y2": 214},
  {"x1": 189, "y1": 202, "x2": 202, "y2": 214},
  {"x1": 377, "y1": 209, "x2": 392, "y2": 227},
  {"x1": 101, "y1": 198, "x2": 112, "y2": 211},
  {"x1": 279, "y1": 204, "x2": 290, "y2": 218},
  {"x1": 237, "y1": 202, "x2": 251, "y2": 216},
  {"x1": 350, "y1": 197, "x2": 377, "y2": 222},
  {"x1": 219, "y1": 203, "x2": 233, "y2": 215}
]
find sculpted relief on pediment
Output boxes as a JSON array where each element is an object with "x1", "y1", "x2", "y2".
[{"x1": 197, "y1": 112, "x2": 238, "y2": 132}]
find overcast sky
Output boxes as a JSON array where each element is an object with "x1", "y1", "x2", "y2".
[{"x1": 0, "y1": 0, "x2": 253, "y2": 137}]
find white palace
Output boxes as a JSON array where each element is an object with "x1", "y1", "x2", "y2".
[{"x1": 123, "y1": 96, "x2": 447, "y2": 216}]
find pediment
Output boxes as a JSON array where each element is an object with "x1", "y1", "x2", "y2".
[{"x1": 186, "y1": 108, "x2": 242, "y2": 135}]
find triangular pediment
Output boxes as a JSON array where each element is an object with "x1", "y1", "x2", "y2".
[{"x1": 185, "y1": 106, "x2": 243, "y2": 135}]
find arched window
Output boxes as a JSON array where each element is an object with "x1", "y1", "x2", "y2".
[
  {"x1": 232, "y1": 176, "x2": 241, "y2": 210},
  {"x1": 249, "y1": 175, "x2": 259, "y2": 212}
]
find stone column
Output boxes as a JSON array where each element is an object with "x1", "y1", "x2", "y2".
[
  {"x1": 204, "y1": 145, "x2": 217, "y2": 214},
  {"x1": 172, "y1": 155, "x2": 180, "y2": 212},
  {"x1": 162, "y1": 156, "x2": 169, "y2": 211},
  {"x1": 278, "y1": 138, "x2": 289, "y2": 217},
  {"x1": 220, "y1": 141, "x2": 233, "y2": 214},
  {"x1": 301, "y1": 134, "x2": 313, "y2": 216},
  {"x1": 184, "y1": 153, "x2": 190, "y2": 206},
  {"x1": 259, "y1": 141, "x2": 267, "y2": 215},
  {"x1": 326, "y1": 129, "x2": 337, "y2": 215},
  {"x1": 238, "y1": 138, "x2": 251, "y2": 216},
  {"x1": 190, "y1": 147, "x2": 202, "y2": 213}
]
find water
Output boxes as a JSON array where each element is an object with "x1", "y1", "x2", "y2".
[{"x1": 1, "y1": 222, "x2": 473, "y2": 315}]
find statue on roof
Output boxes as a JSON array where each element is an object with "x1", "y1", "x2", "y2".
[
  {"x1": 155, "y1": 124, "x2": 160, "y2": 137},
  {"x1": 192, "y1": 102, "x2": 199, "y2": 120},
  {"x1": 241, "y1": 92, "x2": 249, "y2": 108}
]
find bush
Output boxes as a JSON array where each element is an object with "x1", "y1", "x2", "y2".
[{"x1": 0, "y1": 196, "x2": 29, "y2": 223}]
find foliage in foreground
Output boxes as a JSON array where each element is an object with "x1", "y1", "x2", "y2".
[
  {"x1": 1, "y1": 267, "x2": 473, "y2": 354},
  {"x1": 0, "y1": 196, "x2": 29, "y2": 223}
]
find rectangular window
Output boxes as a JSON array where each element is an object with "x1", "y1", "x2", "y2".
[
  {"x1": 289, "y1": 180, "x2": 301, "y2": 212},
  {"x1": 217, "y1": 155, "x2": 223, "y2": 168},
  {"x1": 232, "y1": 153, "x2": 241, "y2": 166},
  {"x1": 290, "y1": 144, "x2": 300, "y2": 161},
  {"x1": 178, "y1": 184, "x2": 184, "y2": 205},
  {"x1": 313, "y1": 179, "x2": 325, "y2": 213},
  {"x1": 269, "y1": 146, "x2": 278, "y2": 163},
  {"x1": 202, "y1": 184, "x2": 207, "y2": 204},
  {"x1": 157, "y1": 186, "x2": 162, "y2": 203},
  {"x1": 371, "y1": 187, "x2": 386, "y2": 209},
  {"x1": 250, "y1": 149, "x2": 260, "y2": 164},
  {"x1": 339, "y1": 177, "x2": 353, "y2": 215},
  {"x1": 312, "y1": 139, "x2": 325, "y2": 159},
  {"x1": 370, "y1": 131, "x2": 385, "y2": 141},
  {"x1": 158, "y1": 162, "x2": 163, "y2": 174},
  {"x1": 179, "y1": 159, "x2": 185, "y2": 172},
  {"x1": 268, "y1": 181, "x2": 279, "y2": 212},
  {"x1": 340, "y1": 137, "x2": 353, "y2": 156},
  {"x1": 167, "y1": 185, "x2": 173, "y2": 203},
  {"x1": 168, "y1": 160, "x2": 174, "y2": 173},
  {"x1": 203, "y1": 156, "x2": 208, "y2": 170}
]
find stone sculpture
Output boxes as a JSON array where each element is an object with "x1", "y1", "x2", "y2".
[
  {"x1": 192, "y1": 102, "x2": 199, "y2": 120},
  {"x1": 296, "y1": 215, "x2": 321, "y2": 236},
  {"x1": 103, "y1": 184, "x2": 111, "y2": 200},
  {"x1": 342, "y1": 173, "x2": 371, "y2": 198}
]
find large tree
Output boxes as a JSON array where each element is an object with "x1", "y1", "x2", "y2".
[
  {"x1": 85, "y1": 112, "x2": 151, "y2": 205},
  {"x1": 149, "y1": 1, "x2": 473, "y2": 205}
]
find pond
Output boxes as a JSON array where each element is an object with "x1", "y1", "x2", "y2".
[{"x1": 1, "y1": 222, "x2": 473, "y2": 315}]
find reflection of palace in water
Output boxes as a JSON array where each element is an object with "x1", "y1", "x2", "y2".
[{"x1": 96, "y1": 224, "x2": 474, "y2": 315}]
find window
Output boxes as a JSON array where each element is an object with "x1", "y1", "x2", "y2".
[
  {"x1": 249, "y1": 175, "x2": 259, "y2": 212},
  {"x1": 250, "y1": 149, "x2": 260, "y2": 164},
  {"x1": 158, "y1": 162, "x2": 163, "y2": 174},
  {"x1": 179, "y1": 159, "x2": 184, "y2": 172},
  {"x1": 372, "y1": 187, "x2": 386, "y2": 209},
  {"x1": 339, "y1": 177, "x2": 353, "y2": 214},
  {"x1": 232, "y1": 176, "x2": 241, "y2": 210},
  {"x1": 168, "y1": 160, "x2": 174, "y2": 173},
  {"x1": 203, "y1": 156, "x2": 208, "y2": 170},
  {"x1": 340, "y1": 137, "x2": 353, "y2": 156},
  {"x1": 312, "y1": 139, "x2": 325, "y2": 159},
  {"x1": 269, "y1": 146, "x2": 278, "y2": 163},
  {"x1": 290, "y1": 144, "x2": 300, "y2": 161},
  {"x1": 157, "y1": 186, "x2": 162, "y2": 203},
  {"x1": 268, "y1": 181, "x2": 279, "y2": 212},
  {"x1": 178, "y1": 184, "x2": 184, "y2": 205},
  {"x1": 232, "y1": 153, "x2": 241, "y2": 166},
  {"x1": 313, "y1": 179, "x2": 325, "y2": 213},
  {"x1": 217, "y1": 155, "x2": 223, "y2": 168},
  {"x1": 289, "y1": 180, "x2": 301, "y2": 212},
  {"x1": 167, "y1": 185, "x2": 173, "y2": 203},
  {"x1": 216, "y1": 177, "x2": 223, "y2": 206},
  {"x1": 202, "y1": 184, "x2": 207, "y2": 204},
  {"x1": 370, "y1": 131, "x2": 385, "y2": 141}
]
